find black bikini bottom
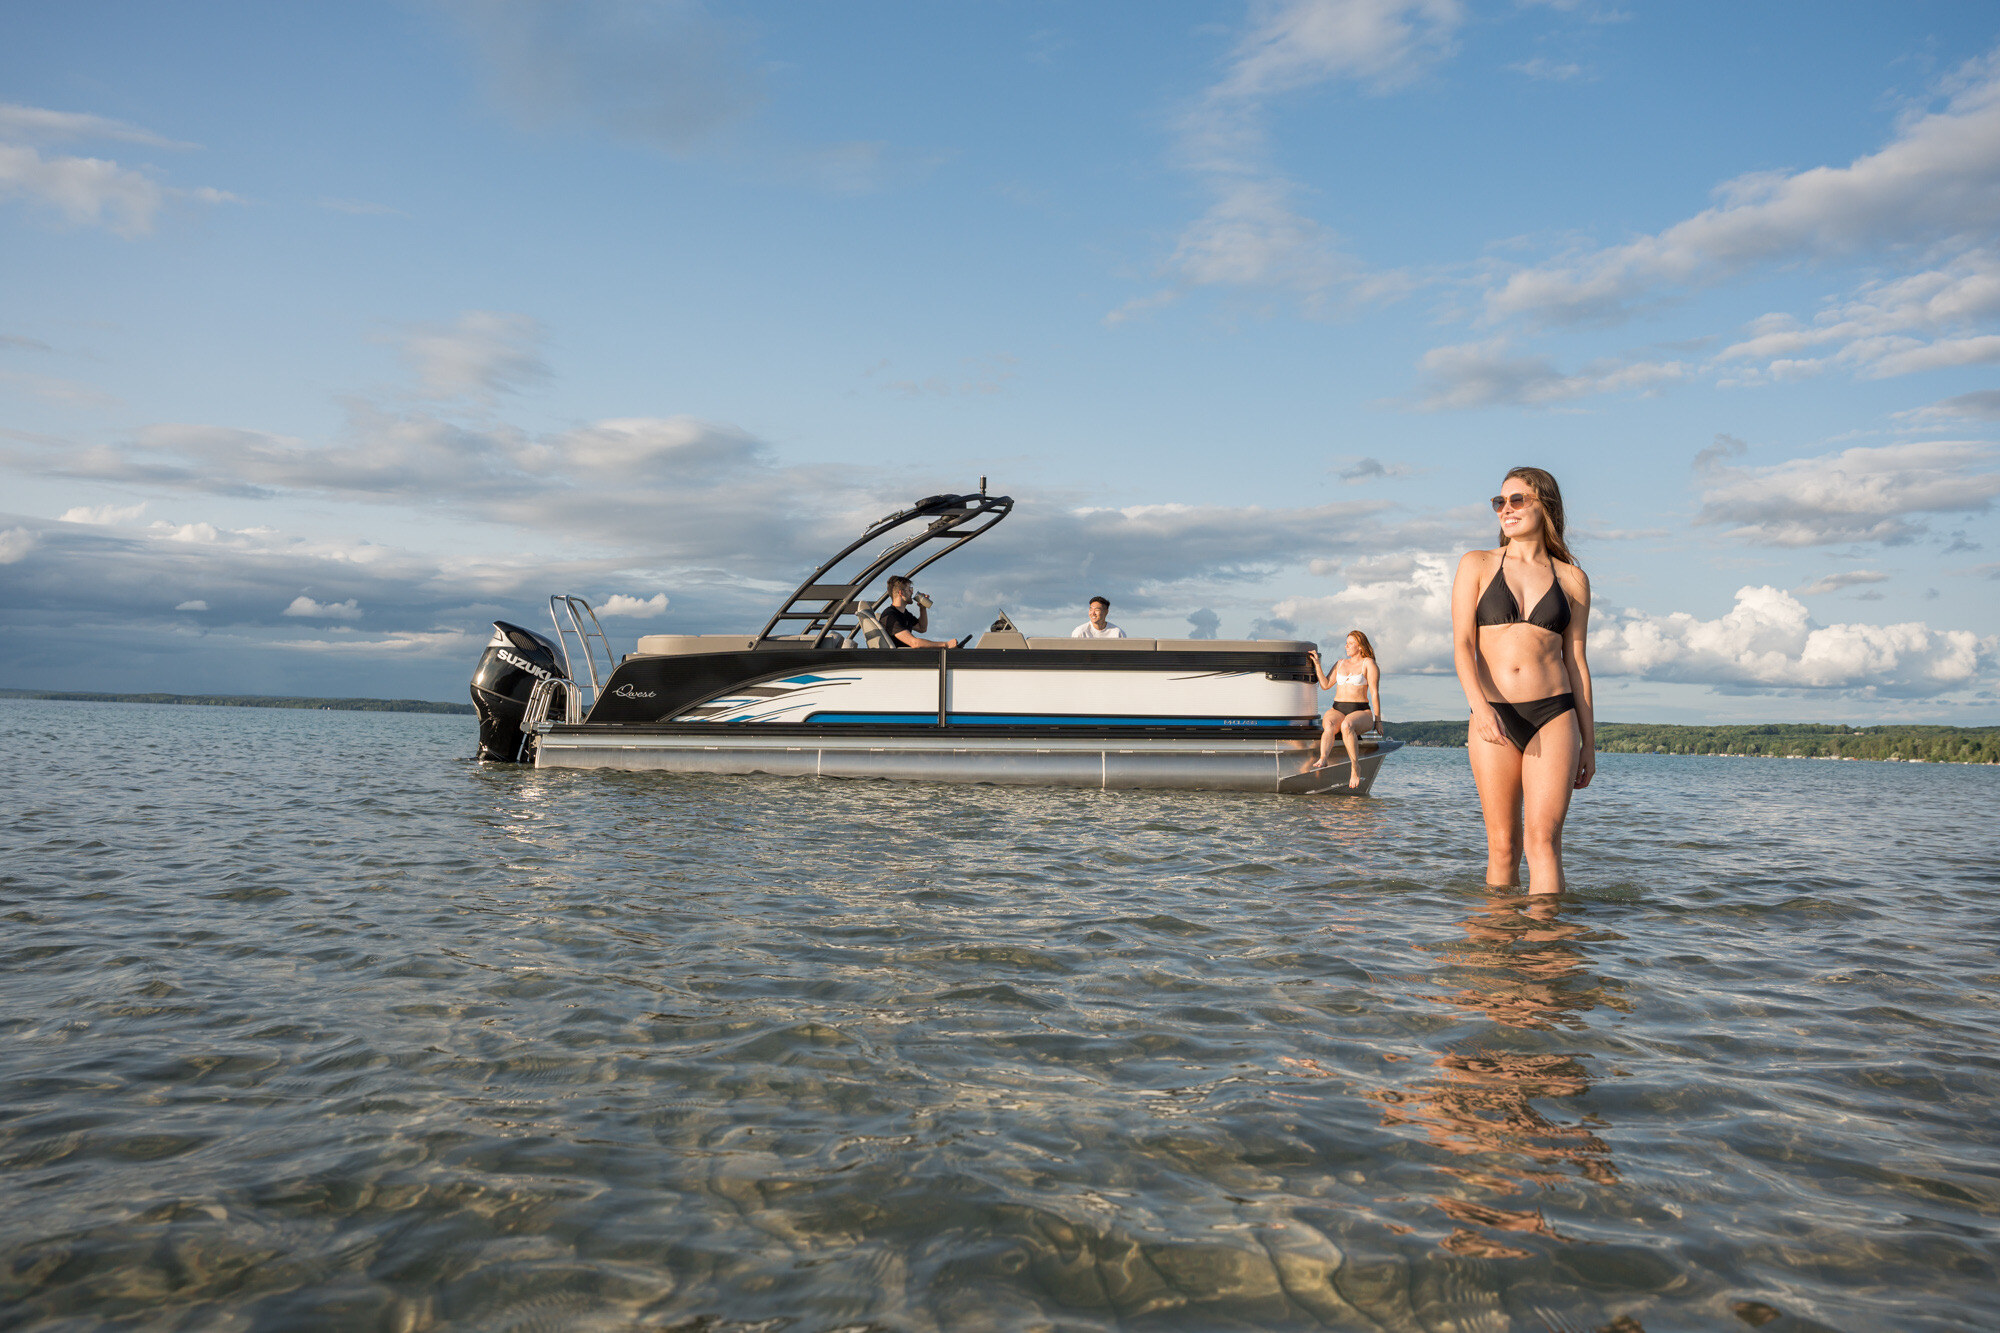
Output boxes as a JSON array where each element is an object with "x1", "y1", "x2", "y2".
[
  {"x1": 1330, "y1": 701, "x2": 1369, "y2": 717},
  {"x1": 1487, "y1": 693, "x2": 1576, "y2": 750}
]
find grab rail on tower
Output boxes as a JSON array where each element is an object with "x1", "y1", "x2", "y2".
[{"x1": 548, "y1": 595, "x2": 617, "y2": 708}]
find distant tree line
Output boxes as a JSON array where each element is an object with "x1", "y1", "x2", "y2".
[
  {"x1": 0, "y1": 689, "x2": 472, "y2": 715},
  {"x1": 1389, "y1": 719, "x2": 2000, "y2": 765}
]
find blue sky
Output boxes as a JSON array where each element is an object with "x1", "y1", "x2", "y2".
[{"x1": 3, "y1": 0, "x2": 1998, "y2": 722}]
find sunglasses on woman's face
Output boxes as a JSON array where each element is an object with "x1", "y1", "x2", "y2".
[{"x1": 1490, "y1": 490, "x2": 1535, "y2": 513}]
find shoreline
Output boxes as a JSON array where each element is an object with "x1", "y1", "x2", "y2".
[
  {"x1": 6, "y1": 692, "x2": 1996, "y2": 761},
  {"x1": 1390, "y1": 719, "x2": 2000, "y2": 765},
  {"x1": 0, "y1": 688, "x2": 472, "y2": 716}
]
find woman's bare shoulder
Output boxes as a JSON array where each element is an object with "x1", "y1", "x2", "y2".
[
  {"x1": 1456, "y1": 548, "x2": 1501, "y2": 574},
  {"x1": 1554, "y1": 558, "x2": 1590, "y2": 596}
]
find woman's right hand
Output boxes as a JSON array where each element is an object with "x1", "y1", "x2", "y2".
[{"x1": 1472, "y1": 704, "x2": 1507, "y2": 747}]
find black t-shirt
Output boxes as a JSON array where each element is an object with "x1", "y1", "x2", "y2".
[{"x1": 880, "y1": 605, "x2": 920, "y2": 646}]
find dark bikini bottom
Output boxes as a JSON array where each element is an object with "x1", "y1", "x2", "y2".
[
  {"x1": 1487, "y1": 693, "x2": 1576, "y2": 750},
  {"x1": 1330, "y1": 701, "x2": 1369, "y2": 717}
]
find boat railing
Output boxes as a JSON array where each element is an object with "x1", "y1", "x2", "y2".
[
  {"x1": 549, "y1": 595, "x2": 617, "y2": 707},
  {"x1": 517, "y1": 675, "x2": 584, "y2": 760}
]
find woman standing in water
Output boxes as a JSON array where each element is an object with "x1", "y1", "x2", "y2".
[
  {"x1": 1451, "y1": 467, "x2": 1594, "y2": 893},
  {"x1": 1308, "y1": 631, "x2": 1383, "y2": 789}
]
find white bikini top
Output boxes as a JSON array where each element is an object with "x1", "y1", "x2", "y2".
[{"x1": 1335, "y1": 668, "x2": 1366, "y2": 686}]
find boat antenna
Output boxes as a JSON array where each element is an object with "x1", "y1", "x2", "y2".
[{"x1": 980, "y1": 475, "x2": 987, "y2": 494}]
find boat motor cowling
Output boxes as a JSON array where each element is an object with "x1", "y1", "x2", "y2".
[{"x1": 470, "y1": 621, "x2": 568, "y2": 762}]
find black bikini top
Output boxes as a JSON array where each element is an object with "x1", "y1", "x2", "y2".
[{"x1": 1475, "y1": 547, "x2": 1570, "y2": 635}]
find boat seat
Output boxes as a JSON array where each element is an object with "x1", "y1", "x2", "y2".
[
  {"x1": 1023, "y1": 637, "x2": 1159, "y2": 650},
  {"x1": 1155, "y1": 639, "x2": 1317, "y2": 652},
  {"x1": 852, "y1": 609, "x2": 892, "y2": 649},
  {"x1": 976, "y1": 629, "x2": 1029, "y2": 649},
  {"x1": 634, "y1": 634, "x2": 758, "y2": 655}
]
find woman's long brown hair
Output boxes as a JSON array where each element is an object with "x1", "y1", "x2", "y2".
[
  {"x1": 1346, "y1": 629, "x2": 1376, "y2": 660},
  {"x1": 1499, "y1": 466, "x2": 1579, "y2": 569}
]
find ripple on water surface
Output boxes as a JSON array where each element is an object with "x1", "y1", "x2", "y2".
[{"x1": 2, "y1": 698, "x2": 1998, "y2": 1331}]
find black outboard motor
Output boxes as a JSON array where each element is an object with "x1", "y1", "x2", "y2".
[{"x1": 470, "y1": 621, "x2": 568, "y2": 762}]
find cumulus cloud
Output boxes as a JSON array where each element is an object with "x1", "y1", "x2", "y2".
[
  {"x1": 596, "y1": 592, "x2": 670, "y2": 616},
  {"x1": 1274, "y1": 553, "x2": 1995, "y2": 697},
  {"x1": 0, "y1": 527, "x2": 37, "y2": 563},
  {"x1": 1596, "y1": 586, "x2": 1991, "y2": 694},
  {"x1": 1406, "y1": 337, "x2": 1687, "y2": 410},
  {"x1": 1273, "y1": 549, "x2": 1458, "y2": 670},
  {"x1": 1186, "y1": 608, "x2": 1221, "y2": 639},
  {"x1": 1793, "y1": 570, "x2": 1889, "y2": 596},
  {"x1": 0, "y1": 104, "x2": 235, "y2": 237},
  {"x1": 283, "y1": 595, "x2": 362, "y2": 620},
  {"x1": 174, "y1": 600, "x2": 208, "y2": 611},
  {"x1": 1484, "y1": 51, "x2": 2000, "y2": 326},
  {"x1": 398, "y1": 311, "x2": 549, "y2": 400},
  {"x1": 59, "y1": 501, "x2": 148, "y2": 525},
  {"x1": 1695, "y1": 440, "x2": 2000, "y2": 545},
  {"x1": 439, "y1": 0, "x2": 763, "y2": 153}
]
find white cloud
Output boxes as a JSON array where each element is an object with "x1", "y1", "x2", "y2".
[
  {"x1": 1695, "y1": 440, "x2": 2000, "y2": 545},
  {"x1": 0, "y1": 527, "x2": 37, "y2": 563},
  {"x1": 0, "y1": 143, "x2": 170, "y2": 237},
  {"x1": 1793, "y1": 570, "x2": 1889, "y2": 596},
  {"x1": 175, "y1": 600, "x2": 208, "y2": 611},
  {"x1": 1714, "y1": 249, "x2": 2000, "y2": 383},
  {"x1": 1272, "y1": 549, "x2": 1459, "y2": 670},
  {"x1": 398, "y1": 311, "x2": 548, "y2": 400},
  {"x1": 1275, "y1": 553, "x2": 1995, "y2": 697},
  {"x1": 1219, "y1": 0, "x2": 1466, "y2": 98},
  {"x1": 1485, "y1": 51, "x2": 2000, "y2": 326},
  {"x1": 596, "y1": 592, "x2": 669, "y2": 616},
  {"x1": 1407, "y1": 337, "x2": 1687, "y2": 410},
  {"x1": 1128, "y1": 0, "x2": 1453, "y2": 319},
  {"x1": 283, "y1": 595, "x2": 363, "y2": 620},
  {"x1": 0, "y1": 103, "x2": 195, "y2": 149},
  {"x1": 1596, "y1": 586, "x2": 1992, "y2": 693},
  {"x1": 59, "y1": 501, "x2": 148, "y2": 525},
  {"x1": 268, "y1": 629, "x2": 475, "y2": 656},
  {"x1": 0, "y1": 102, "x2": 235, "y2": 237}
]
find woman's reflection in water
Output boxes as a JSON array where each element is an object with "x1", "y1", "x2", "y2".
[{"x1": 1375, "y1": 894, "x2": 1626, "y2": 1259}]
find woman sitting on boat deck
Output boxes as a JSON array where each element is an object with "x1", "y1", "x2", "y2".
[
  {"x1": 1308, "y1": 631, "x2": 1383, "y2": 788},
  {"x1": 1450, "y1": 465, "x2": 1595, "y2": 895}
]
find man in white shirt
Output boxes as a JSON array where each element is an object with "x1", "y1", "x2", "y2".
[{"x1": 1070, "y1": 596, "x2": 1126, "y2": 639}]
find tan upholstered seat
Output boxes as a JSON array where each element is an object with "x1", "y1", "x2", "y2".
[{"x1": 634, "y1": 634, "x2": 758, "y2": 655}]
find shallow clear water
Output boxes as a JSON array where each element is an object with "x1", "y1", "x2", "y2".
[{"x1": 3, "y1": 698, "x2": 1997, "y2": 1333}]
